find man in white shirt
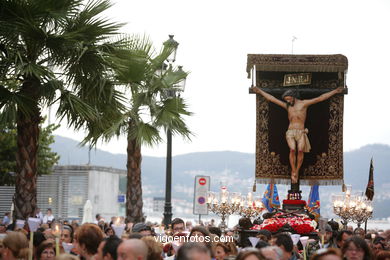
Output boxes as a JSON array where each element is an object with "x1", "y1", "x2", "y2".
[{"x1": 43, "y1": 208, "x2": 55, "y2": 224}]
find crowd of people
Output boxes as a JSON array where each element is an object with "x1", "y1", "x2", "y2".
[{"x1": 1, "y1": 210, "x2": 390, "y2": 260}]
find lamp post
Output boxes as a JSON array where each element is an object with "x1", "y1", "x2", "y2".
[
  {"x1": 238, "y1": 191, "x2": 265, "y2": 218},
  {"x1": 162, "y1": 35, "x2": 186, "y2": 228},
  {"x1": 332, "y1": 186, "x2": 374, "y2": 232},
  {"x1": 163, "y1": 126, "x2": 173, "y2": 229},
  {"x1": 206, "y1": 187, "x2": 241, "y2": 232}
]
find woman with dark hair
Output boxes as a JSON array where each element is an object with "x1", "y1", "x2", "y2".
[
  {"x1": 342, "y1": 236, "x2": 372, "y2": 260},
  {"x1": 104, "y1": 227, "x2": 114, "y2": 237},
  {"x1": 236, "y1": 248, "x2": 265, "y2": 260},
  {"x1": 189, "y1": 226, "x2": 211, "y2": 238},
  {"x1": 60, "y1": 224, "x2": 75, "y2": 254},
  {"x1": 75, "y1": 223, "x2": 104, "y2": 260},
  {"x1": 61, "y1": 225, "x2": 74, "y2": 243},
  {"x1": 36, "y1": 240, "x2": 56, "y2": 260},
  {"x1": 189, "y1": 226, "x2": 214, "y2": 258},
  {"x1": 311, "y1": 248, "x2": 342, "y2": 260}
]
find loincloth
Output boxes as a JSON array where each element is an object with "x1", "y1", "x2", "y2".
[{"x1": 285, "y1": 128, "x2": 311, "y2": 153}]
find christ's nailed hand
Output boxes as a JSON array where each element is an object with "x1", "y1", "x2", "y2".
[{"x1": 335, "y1": 86, "x2": 344, "y2": 93}]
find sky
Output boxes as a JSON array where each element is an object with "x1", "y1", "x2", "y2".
[{"x1": 52, "y1": 0, "x2": 390, "y2": 157}]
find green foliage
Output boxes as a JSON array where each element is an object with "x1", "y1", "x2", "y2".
[
  {"x1": 0, "y1": 123, "x2": 60, "y2": 186},
  {"x1": 0, "y1": 0, "x2": 127, "y2": 218},
  {"x1": 0, "y1": 129, "x2": 16, "y2": 185},
  {"x1": 0, "y1": 0, "x2": 126, "y2": 130},
  {"x1": 83, "y1": 34, "x2": 192, "y2": 147}
]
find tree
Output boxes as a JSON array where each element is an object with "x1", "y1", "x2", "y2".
[
  {"x1": 0, "y1": 123, "x2": 60, "y2": 186},
  {"x1": 84, "y1": 36, "x2": 192, "y2": 222},
  {"x1": 0, "y1": 0, "x2": 125, "y2": 219}
]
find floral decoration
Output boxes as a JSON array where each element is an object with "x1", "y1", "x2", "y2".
[{"x1": 251, "y1": 213, "x2": 316, "y2": 234}]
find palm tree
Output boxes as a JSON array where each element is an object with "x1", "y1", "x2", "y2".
[
  {"x1": 0, "y1": 0, "x2": 125, "y2": 219},
  {"x1": 84, "y1": 35, "x2": 192, "y2": 222}
]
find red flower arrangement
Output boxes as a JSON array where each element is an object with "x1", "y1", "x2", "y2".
[
  {"x1": 251, "y1": 213, "x2": 316, "y2": 234},
  {"x1": 283, "y1": 199, "x2": 306, "y2": 205}
]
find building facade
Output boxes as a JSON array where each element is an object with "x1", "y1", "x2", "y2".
[{"x1": 37, "y1": 165, "x2": 126, "y2": 220}]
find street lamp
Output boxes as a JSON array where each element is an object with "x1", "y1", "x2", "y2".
[
  {"x1": 206, "y1": 187, "x2": 241, "y2": 232},
  {"x1": 332, "y1": 186, "x2": 373, "y2": 232},
  {"x1": 162, "y1": 35, "x2": 186, "y2": 228},
  {"x1": 163, "y1": 35, "x2": 179, "y2": 64}
]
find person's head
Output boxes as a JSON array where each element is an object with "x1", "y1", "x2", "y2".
[
  {"x1": 236, "y1": 248, "x2": 265, "y2": 260},
  {"x1": 238, "y1": 217, "x2": 253, "y2": 230},
  {"x1": 141, "y1": 236, "x2": 163, "y2": 260},
  {"x1": 55, "y1": 253, "x2": 79, "y2": 260},
  {"x1": 189, "y1": 226, "x2": 210, "y2": 239},
  {"x1": 0, "y1": 224, "x2": 6, "y2": 233},
  {"x1": 128, "y1": 233, "x2": 143, "y2": 240},
  {"x1": 185, "y1": 221, "x2": 193, "y2": 230},
  {"x1": 61, "y1": 225, "x2": 73, "y2": 243},
  {"x1": 117, "y1": 239, "x2": 148, "y2": 260},
  {"x1": 103, "y1": 236, "x2": 122, "y2": 260},
  {"x1": 96, "y1": 214, "x2": 101, "y2": 221},
  {"x1": 328, "y1": 219, "x2": 340, "y2": 232},
  {"x1": 282, "y1": 89, "x2": 297, "y2": 106},
  {"x1": 171, "y1": 218, "x2": 185, "y2": 234},
  {"x1": 342, "y1": 236, "x2": 372, "y2": 260},
  {"x1": 36, "y1": 241, "x2": 56, "y2": 260},
  {"x1": 376, "y1": 250, "x2": 390, "y2": 260},
  {"x1": 311, "y1": 248, "x2": 343, "y2": 260},
  {"x1": 188, "y1": 226, "x2": 213, "y2": 257},
  {"x1": 176, "y1": 242, "x2": 212, "y2": 260},
  {"x1": 33, "y1": 231, "x2": 47, "y2": 249},
  {"x1": 1, "y1": 231, "x2": 29, "y2": 260},
  {"x1": 207, "y1": 227, "x2": 222, "y2": 237},
  {"x1": 47, "y1": 208, "x2": 52, "y2": 215},
  {"x1": 75, "y1": 223, "x2": 104, "y2": 257},
  {"x1": 336, "y1": 230, "x2": 353, "y2": 248},
  {"x1": 372, "y1": 237, "x2": 386, "y2": 254},
  {"x1": 260, "y1": 246, "x2": 284, "y2": 260},
  {"x1": 214, "y1": 242, "x2": 229, "y2": 260},
  {"x1": 324, "y1": 224, "x2": 334, "y2": 243},
  {"x1": 256, "y1": 230, "x2": 272, "y2": 242},
  {"x1": 255, "y1": 240, "x2": 269, "y2": 250},
  {"x1": 373, "y1": 236, "x2": 386, "y2": 244},
  {"x1": 105, "y1": 227, "x2": 114, "y2": 237},
  {"x1": 131, "y1": 223, "x2": 152, "y2": 237},
  {"x1": 354, "y1": 228, "x2": 365, "y2": 238},
  {"x1": 225, "y1": 229, "x2": 234, "y2": 237},
  {"x1": 274, "y1": 233, "x2": 293, "y2": 259}
]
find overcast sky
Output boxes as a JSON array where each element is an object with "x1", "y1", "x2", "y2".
[{"x1": 53, "y1": 0, "x2": 390, "y2": 157}]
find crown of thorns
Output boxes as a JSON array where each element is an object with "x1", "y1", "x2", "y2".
[{"x1": 282, "y1": 89, "x2": 297, "y2": 99}]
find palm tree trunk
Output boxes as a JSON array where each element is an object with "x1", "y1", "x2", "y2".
[
  {"x1": 126, "y1": 130, "x2": 144, "y2": 223},
  {"x1": 14, "y1": 81, "x2": 41, "y2": 219}
]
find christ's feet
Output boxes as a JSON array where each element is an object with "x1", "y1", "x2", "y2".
[{"x1": 291, "y1": 171, "x2": 298, "y2": 184}]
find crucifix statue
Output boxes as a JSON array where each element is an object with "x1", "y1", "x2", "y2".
[{"x1": 251, "y1": 86, "x2": 344, "y2": 184}]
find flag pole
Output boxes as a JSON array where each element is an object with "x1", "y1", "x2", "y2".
[
  {"x1": 364, "y1": 157, "x2": 374, "y2": 234},
  {"x1": 364, "y1": 219, "x2": 367, "y2": 234}
]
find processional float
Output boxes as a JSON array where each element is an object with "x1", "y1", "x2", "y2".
[{"x1": 245, "y1": 54, "x2": 348, "y2": 239}]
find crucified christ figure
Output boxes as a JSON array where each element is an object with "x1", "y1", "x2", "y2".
[{"x1": 251, "y1": 86, "x2": 343, "y2": 184}]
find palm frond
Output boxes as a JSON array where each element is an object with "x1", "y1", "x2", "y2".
[
  {"x1": 56, "y1": 90, "x2": 98, "y2": 130},
  {"x1": 128, "y1": 121, "x2": 162, "y2": 147},
  {"x1": 0, "y1": 85, "x2": 35, "y2": 117}
]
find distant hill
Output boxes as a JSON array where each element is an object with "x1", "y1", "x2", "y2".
[{"x1": 51, "y1": 136, "x2": 390, "y2": 219}]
